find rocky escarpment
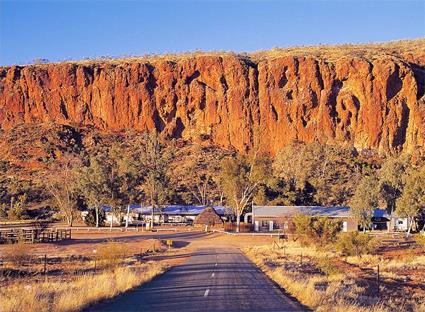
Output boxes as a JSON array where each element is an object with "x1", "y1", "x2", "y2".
[{"x1": 1, "y1": 41, "x2": 424, "y2": 155}]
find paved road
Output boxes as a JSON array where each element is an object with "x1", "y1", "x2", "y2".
[{"x1": 88, "y1": 247, "x2": 306, "y2": 312}]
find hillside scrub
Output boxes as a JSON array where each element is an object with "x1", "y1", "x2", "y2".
[{"x1": 0, "y1": 123, "x2": 424, "y2": 222}]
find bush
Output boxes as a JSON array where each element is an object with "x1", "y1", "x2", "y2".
[
  {"x1": 293, "y1": 215, "x2": 342, "y2": 246},
  {"x1": 316, "y1": 257, "x2": 341, "y2": 276},
  {"x1": 1, "y1": 194, "x2": 30, "y2": 221},
  {"x1": 335, "y1": 232, "x2": 377, "y2": 257},
  {"x1": 414, "y1": 233, "x2": 425, "y2": 247},
  {"x1": 4, "y1": 242, "x2": 31, "y2": 265},
  {"x1": 96, "y1": 241, "x2": 127, "y2": 268},
  {"x1": 84, "y1": 208, "x2": 106, "y2": 227}
]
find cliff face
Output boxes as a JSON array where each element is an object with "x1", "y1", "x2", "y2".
[{"x1": 1, "y1": 45, "x2": 424, "y2": 155}]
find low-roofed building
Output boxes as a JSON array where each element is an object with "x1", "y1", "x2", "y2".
[
  {"x1": 193, "y1": 206, "x2": 224, "y2": 227},
  {"x1": 97, "y1": 204, "x2": 231, "y2": 226},
  {"x1": 248, "y1": 205, "x2": 357, "y2": 232}
]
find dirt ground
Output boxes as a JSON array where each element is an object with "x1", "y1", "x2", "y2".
[
  {"x1": 0, "y1": 228, "x2": 276, "y2": 255},
  {"x1": 0, "y1": 228, "x2": 275, "y2": 286},
  {"x1": 1, "y1": 228, "x2": 424, "y2": 311}
]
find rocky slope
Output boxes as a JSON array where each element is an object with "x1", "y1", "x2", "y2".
[{"x1": 1, "y1": 40, "x2": 424, "y2": 155}]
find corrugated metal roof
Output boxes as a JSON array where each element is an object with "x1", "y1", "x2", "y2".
[
  {"x1": 252, "y1": 205, "x2": 351, "y2": 218},
  {"x1": 101, "y1": 205, "x2": 231, "y2": 216},
  {"x1": 252, "y1": 206, "x2": 390, "y2": 218},
  {"x1": 373, "y1": 209, "x2": 390, "y2": 218}
]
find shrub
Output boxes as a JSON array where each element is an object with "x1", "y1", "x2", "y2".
[
  {"x1": 3, "y1": 194, "x2": 30, "y2": 220},
  {"x1": 293, "y1": 215, "x2": 342, "y2": 246},
  {"x1": 316, "y1": 257, "x2": 341, "y2": 276},
  {"x1": 84, "y1": 208, "x2": 106, "y2": 227},
  {"x1": 415, "y1": 233, "x2": 425, "y2": 247},
  {"x1": 4, "y1": 242, "x2": 31, "y2": 265},
  {"x1": 96, "y1": 241, "x2": 128, "y2": 268},
  {"x1": 335, "y1": 232, "x2": 377, "y2": 257}
]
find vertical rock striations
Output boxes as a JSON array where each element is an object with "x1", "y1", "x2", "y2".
[{"x1": 1, "y1": 45, "x2": 424, "y2": 155}]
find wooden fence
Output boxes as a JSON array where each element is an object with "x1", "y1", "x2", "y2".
[
  {"x1": 224, "y1": 222, "x2": 253, "y2": 233},
  {"x1": 0, "y1": 228, "x2": 71, "y2": 244}
]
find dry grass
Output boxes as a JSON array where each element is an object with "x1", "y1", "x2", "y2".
[
  {"x1": 414, "y1": 233, "x2": 425, "y2": 247},
  {"x1": 346, "y1": 253, "x2": 425, "y2": 270},
  {"x1": 2, "y1": 242, "x2": 31, "y2": 265},
  {"x1": 5, "y1": 38, "x2": 424, "y2": 68},
  {"x1": 244, "y1": 241, "x2": 425, "y2": 312},
  {"x1": 0, "y1": 261, "x2": 165, "y2": 312},
  {"x1": 251, "y1": 38, "x2": 425, "y2": 62},
  {"x1": 95, "y1": 240, "x2": 128, "y2": 268}
]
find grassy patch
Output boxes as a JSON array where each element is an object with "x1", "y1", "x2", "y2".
[
  {"x1": 0, "y1": 261, "x2": 165, "y2": 312},
  {"x1": 243, "y1": 241, "x2": 425, "y2": 312}
]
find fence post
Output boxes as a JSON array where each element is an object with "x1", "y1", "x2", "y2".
[
  {"x1": 44, "y1": 254, "x2": 47, "y2": 282},
  {"x1": 377, "y1": 265, "x2": 380, "y2": 296}
]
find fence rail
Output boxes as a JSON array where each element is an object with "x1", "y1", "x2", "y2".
[{"x1": 0, "y1": 228, "x2": 71, "y2": 244}]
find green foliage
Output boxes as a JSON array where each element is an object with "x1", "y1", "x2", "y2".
[
  {"x1": 254, "y1": 178, "x2": 299, "y2": 206},
  {"x1": 316, "y1": 257, "x2": 342, "y2": 276},
  {"x1": 396, "y1": 165, "x2": 425, "y2": 234},
  {"x1": 335, "y1": 232, "x2": 377, "y2": 257},
  {"x1": 84, "y1": 208, "x2": 106, "y2": 227},
  {"x1": 138, "y1": 130, "x2": 174, "y2": 225},
  {"x1": 178, "y1": 146, "x2": 221, "y2": 205},
  {"x1": 76, "y1": 154, "x2": 110, "y2": 227},
  {"x1": 0, "y1": 176, "x2": 33, "y2": 221},
  {"x1": 220, "y1": 155, "x2": 269, "y2": 220},
  {"x1": 349, "y1": 175, "x2": 379, "y2": 231},
  {"x1": 47, "y1": 158, "x2": 81, "y2": 226},
  {"x1": 273, "y1": 142, "x2": 361, "y2": 206},
  {"x1": 378, "y1": 157, "x2": 407, "y2": 214},
  {"x1": 293, "y1": 215, "x2": 342, "y2": 246},
  {"x1": 139, "y1": 130, "x2": 173, "y2": 203},
  {"x1": 0, "y1": 194, "x2": 29, "y2": 220}
]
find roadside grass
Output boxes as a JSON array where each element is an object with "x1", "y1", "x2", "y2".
[
  {"x1": 243, "y1": 240, "x2": 425, "y2": 312},
  {"x1": 95, "y1": 240, "x2": 128, "y2": 269},
  {"x1": 0, "y1": 261, "x2": 166, "y2": 312}
]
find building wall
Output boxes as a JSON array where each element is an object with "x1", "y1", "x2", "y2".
[
  {"x1": 390, "y1": 217, "x2": 409, "y2": 231},
  {"x1": 344, "y1": 219, "x2": 358, "y2": 232},
  {"x1": 253, "y1": 216, "x2": 357, "y2": 232}
]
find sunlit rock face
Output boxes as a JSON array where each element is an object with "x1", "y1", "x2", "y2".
[{"x1": 1, "y1": 46, "x2": 424, "y2": 155}]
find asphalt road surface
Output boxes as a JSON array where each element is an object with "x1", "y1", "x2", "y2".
[{"x1": 88, "y1": 247, "x2": 307, "y2": 312}]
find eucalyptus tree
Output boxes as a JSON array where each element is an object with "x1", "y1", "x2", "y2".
[
  {"x1": 77, "y1": 154, "x2": 110, "y2": 227},
  {"x1": 378, "y1": 157, "x2": 408, "y2": 214},
  {"x1": 396, "y1": 165, "x2": 425, "y2": 235},
  {"x1": 349, "y1": 175, "x2": 379, "y2": 232},
  {"x1": 114, "y1": 145, "x2": 144, "y2": 228},
  {"x1": 47, "y1": 157, "x2": 81, "y2": 227},
  {"x1": 138, "y1": 130, "x2": 173, "y2": 228},
  {"x1": 220, "y1": 155, "x2": 269, "y2": 232}
]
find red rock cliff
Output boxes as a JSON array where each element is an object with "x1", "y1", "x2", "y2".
[{"x1": 1, "y1": 41, "x2": 424, "y2": 155}]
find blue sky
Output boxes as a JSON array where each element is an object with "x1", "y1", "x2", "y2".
[{"x1": 0, "y1": 0, "x2": 424, "y2": 66}]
